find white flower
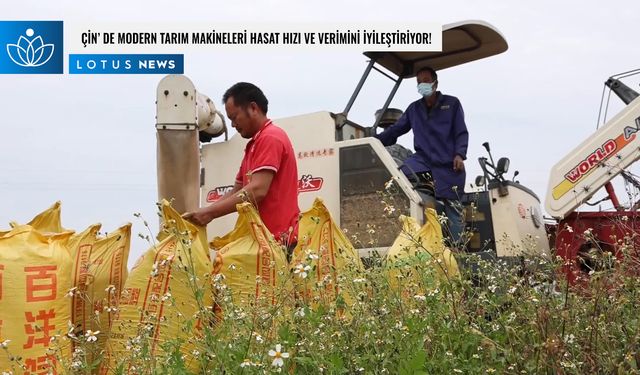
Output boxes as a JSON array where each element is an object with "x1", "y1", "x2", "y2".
[
  {"x1": 353, "y1": 278, "x2": 367, "y2": 283},
  {"x1": 161, "y1": 292, "x2": 172, "y2": 302},
  {"x1": 104, "y1": 285, "x2": 116, "y2": 294},
  {"x1": 384, "y1": 178, "x2": 395, "y2": 190},
  {"x1": 564, "y1": 334, "x2": 575, "y2": 344},
  {"x1": 268, "y1": 344, "x2": 289, "y2": 367},
  {"x1": 508, "y1": 286, "x2": 517, "y2": 294},
  {"x1": 254, "y1": 333, "x2": 264, "y2": 343},
  {"x1": 0, "y1": 340, "x2": 10, "y2": 348},
  {"x1": 85, "y1": 330, "x2": 100, "y2": 342},
  {"x1": 383, "y1": 204, "x2": 396, "y2": 215},
  {"x1": 560, "y1": 360, "x2": 576, "y2": 369},
  {"x1": 65, "y1": 287, "x2": 78, "y2": 298},
  {"x1": 305, "y1": 249, "x2": 319, "y2": 260},
  {"x1": 295, "y1": 307, "x2": 306, "y2": 317},
  {"x1": 240, "y1": 359, "x2": 253, "y2": 368},
  {"x1": 413, "y1": 294, "x2": 426, "y2": 302},
  {"x1": 150, "y1": 262, "x2": 159, "y2": 277},
  {"x1": 71, "y1": 360, "x2": 83, "y2": 370},
  {"x1": 437, "y1": 214, "x2": 449, "y2": 225},
  {"x1": 293, "y1": 263, "x2": 311, "y2": 279},
  {"x1": 67, "y1": 321, "x2": 77, "y2": 339}
]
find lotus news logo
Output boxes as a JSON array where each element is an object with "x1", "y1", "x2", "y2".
[
  {"x1": 0, "y1": 21, "x2": 63, "y2": 74},
  {"x1": 7, "y1": 28, "x2": 55, "y2": 67}
]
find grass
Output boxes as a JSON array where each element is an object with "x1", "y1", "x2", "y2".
[{"x1": 2, "y1": 206, "x2": 639, "y2": 375}]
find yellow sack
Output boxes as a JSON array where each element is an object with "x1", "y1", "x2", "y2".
[
  {"x1": 385, "y1": 208, "x2": 460, "y2": 298},
  {"x1": 291, "y1": 198, "x2": 363, "y2": 310},
  {"x1": 102, "y1": 202, "x2": 211, "y2": 374},
  {"x1": 9, "y1": 201, "x2": 68, "y2": 234},
  {"x1": 68, "y1": 223, "x2": 102, "y2": 336},
  {"x1": 157, "y1": 199, "x2": 208, "y2": 252},
  {"x1": 210, "y1": 202, "x2": 291, "y2": 312},
  {"x1": 0, "y1": 225, "x2": 74, "y2": 375},
  {"x1": 68, "y1": 223, "x2": 131, "y2": 364}
]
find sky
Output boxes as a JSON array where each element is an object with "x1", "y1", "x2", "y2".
[{"x1": 1, "y1": 0, "x2": 639, "y2": 264}]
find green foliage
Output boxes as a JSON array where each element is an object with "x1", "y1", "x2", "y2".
[{"x1": 6, "y1": 216, "x2": 637, "y2": 375}]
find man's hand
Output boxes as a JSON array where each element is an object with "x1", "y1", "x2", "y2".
[
  {"x1": 182, "y1": 207, "x2": 215, "y2": 227},
  {"x1": 453, "y1": 155, "x2": 465, "y2": 172}
]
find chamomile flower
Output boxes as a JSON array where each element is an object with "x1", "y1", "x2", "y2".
[{"x1": 268, "y1": 344, "x2": 289, "y2": 367}]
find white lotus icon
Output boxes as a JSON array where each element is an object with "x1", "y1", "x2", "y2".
[{"x1": 6, "y1": 28, "x2": 55, "y2": 67}]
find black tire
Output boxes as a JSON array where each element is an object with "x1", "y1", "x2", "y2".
[{"x1": 385, "y1": 144, "x2": 413, "y2": 167}]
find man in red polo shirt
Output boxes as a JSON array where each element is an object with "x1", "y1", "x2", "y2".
[{"x1": 184, "y1": 82, "x2": 300, "y2": 246}]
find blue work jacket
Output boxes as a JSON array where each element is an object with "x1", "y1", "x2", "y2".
[{"x1": 375, "y1": 92, "x2": 469, "y2": 200}]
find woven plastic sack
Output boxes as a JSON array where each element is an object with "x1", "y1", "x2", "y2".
[
  {"x1": 290, "y1": 198, "x2": 363, "y2": 311},
  {"x1": 101, "y1": 202, "x2": 211, "y2": 374},
  {"x1": 0, "y1": 225, "x2": 74, "y2": 374},
  {"x1": 210, "y1": 202, "x2": 291, "y2": 312},
  {"x1": 68, "y1": 223, "x2": 131, "y2": 366},
  {"x1": 9, "y1": 201, "x2": 68, "y2": 234},
  {"x1": 385, "y1": 208, "x2": 460, "y2": 298}
]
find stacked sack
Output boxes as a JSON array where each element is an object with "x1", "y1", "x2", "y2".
[
  {"x1": 385, "y1": 207, "x2": 460, "y2": 300},
  {"x1": 210, "y1": 202, "x2": 292, "y2": 315},
  {"x1": 290, "y1": 198, "x2": 364, "y2": 315},
  {"x1": 67, "y1": 222, "x2": 131, "y2": 366},
  {"x1": 2, "y1": 202, "x2": 133, "y2": 374},
  {"x1": 101, "y1": 200, "x2": 212, "y2": 374},
  {"x1": 0, "y1": 222, "x2": 73, "y2": 374}
]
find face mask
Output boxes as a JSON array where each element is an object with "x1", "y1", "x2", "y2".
[{"x1": 417, "y1": 82, "x2": 434, "y2": 97}]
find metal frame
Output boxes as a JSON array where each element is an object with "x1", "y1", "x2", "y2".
[{"x1": 337, "y1": 20, "x2": 509, "y2": 134}]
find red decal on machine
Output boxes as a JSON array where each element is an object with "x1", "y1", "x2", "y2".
[
  {"x1": 563, "y1": 139, "x2": 617, "y2": 183},
  {"x1": 552, "y1": 131, "x2": 636, "y2": 200},
  {"x1": 297, "y1": 148, "x2": 335, "y2": 160},
  {"x1": 517, "y1": 203, "x2": 526, "y2": 219},
  {"x1": 298, "y1": 175, "x2": 323, "y2": 193},
  {"x1": 206, "y1": 185, "x2": 234, "y2": 202}
]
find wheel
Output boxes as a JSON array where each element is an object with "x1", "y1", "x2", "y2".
[{"x1": 385, "y1": 144, "x2": 413, "y2": 167}]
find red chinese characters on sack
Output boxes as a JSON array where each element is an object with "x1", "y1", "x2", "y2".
[
  {"x1": 24, "y1": 354, "x2": 56, "y2": 375},
  {"x1": 25, "y1": 265, "x2": 57, "y2": 302},
  {"x1": 23, "y1": 309, "x2": 56, "y2": 349}
]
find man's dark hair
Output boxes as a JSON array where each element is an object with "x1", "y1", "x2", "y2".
[
  {"x1": 222, "y1": 82, "x2": 269, "y2": 114},
  {"x1": 417, "y1": 66, "x2": 438, "y2": 82}
]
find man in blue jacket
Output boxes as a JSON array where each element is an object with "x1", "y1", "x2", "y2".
[{"x1": 375, "y1": 66, "x2": 468, "y2": 244}]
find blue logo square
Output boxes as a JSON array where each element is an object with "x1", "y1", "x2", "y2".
[{"x1": 0, "y1": 21, "x2": 63, "y2": 74}]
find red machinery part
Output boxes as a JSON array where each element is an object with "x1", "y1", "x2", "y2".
[{"x1": 555, "y1": 211, "x2": 640, "y2": 284}]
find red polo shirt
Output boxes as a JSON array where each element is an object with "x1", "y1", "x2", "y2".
[{"x1": 235, "y1": 119, "x2": 300, "y2": 244}]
